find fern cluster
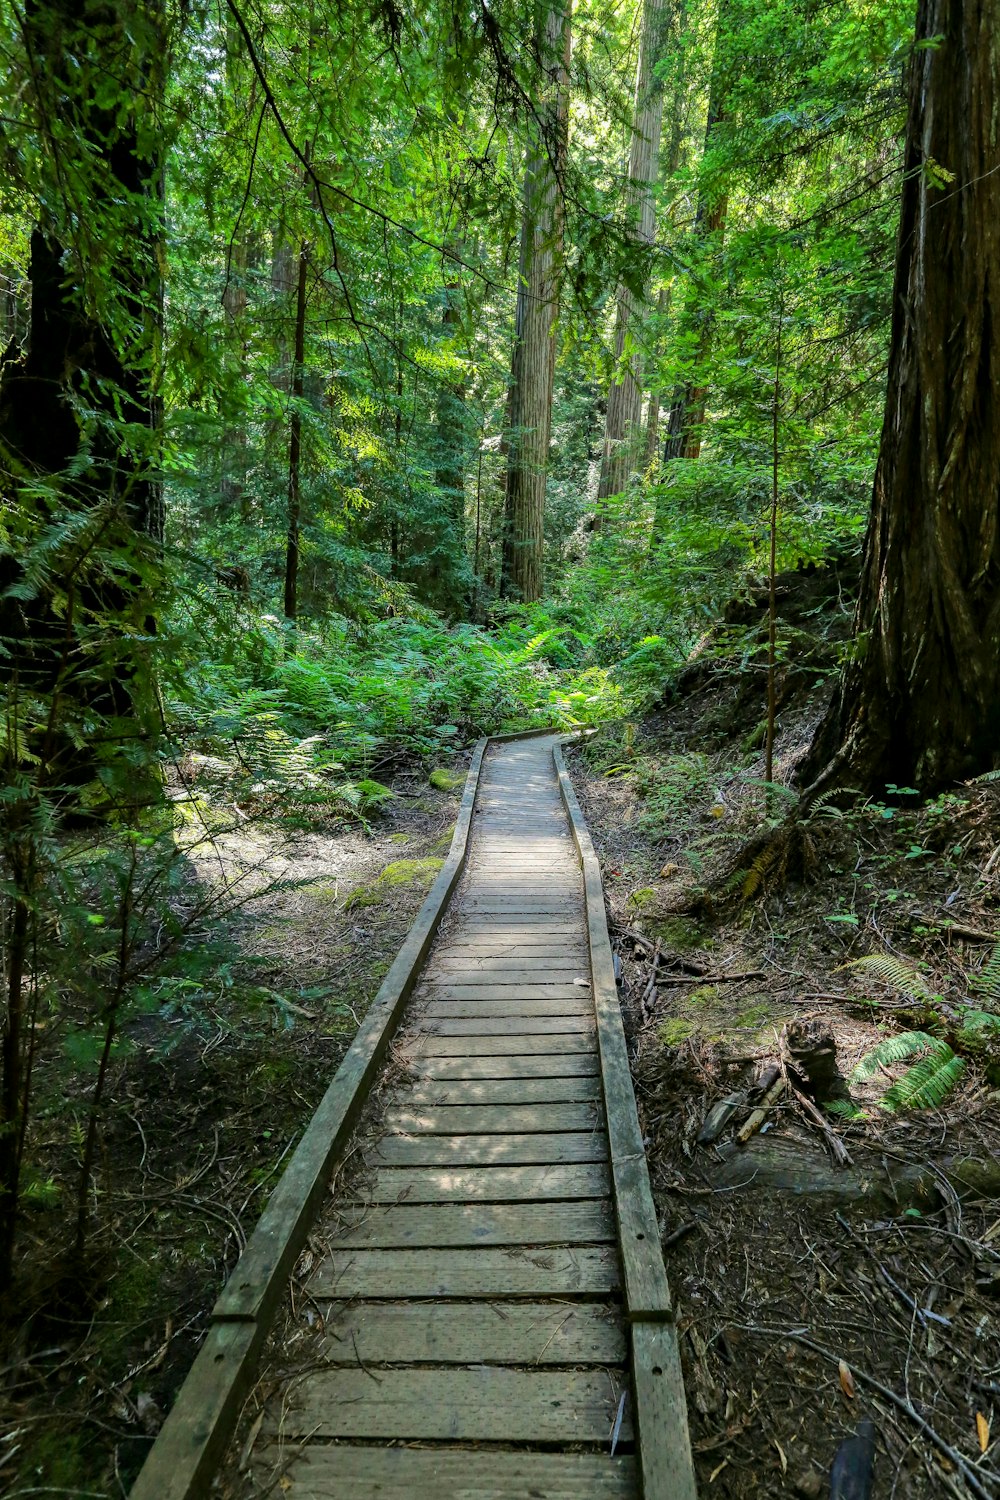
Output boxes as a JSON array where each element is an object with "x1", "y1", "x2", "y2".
[{"x1": 851, "y1": 1031, "x2": 965, "y2": 1112}]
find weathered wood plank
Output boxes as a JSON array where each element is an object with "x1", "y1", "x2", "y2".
[
  {"x1": 368, "y1": 1130, "x2": 608, "y2": 1166},
  {"x1": 249, "y1": 1445, "x2": 636, "y2": 1500},
  {"x1": 423, "y1": 973, "x2": 592, "y2": 991},
  {"x1": 427, "y1": 957, "x2": 588, "y2": 974},
  {"x1": 412, "y1": 1016, "x2": 593, "y2": 1037},
  {"x1": 554, "y1": 746, "x2": 673, "y2": 1322},
  {"x1": 383, "y1": 1102, "x2": 602, "y2": 1134},
  {"x1": 631, "y1": 1322, "x2": 698, "y2": 1500},
  {"x1": 401, "y1": 1030, "x2": 597, "y2": 1054},
  {"x1": 272, "y1": 1366, "x2": 632, "y2": 1444},
  {"x1": 327, "y1": 1199, "x2": 613, "y2": 1250},
  {"x1": 364, "y1": 1162, "x2": 610, "y2": 1203},
  {"x1": 415, "y1": 998, "x2": 593, "y2": 1019},
  {"x1": 310, "y1": 1245, "x2": 621, "y2": 1298},
  {"x1": 403, "y1": 1075, "x2": 604, "y2": 1106},
  {"x1": 407, "y1": 1053, "x2": 601, "y2": 1080},
  {"x1": 315, "y1": 1300, "x2": 626, "y2": 1366}
]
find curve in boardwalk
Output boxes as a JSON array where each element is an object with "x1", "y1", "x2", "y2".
[{"x1": 130, "y1": 734, "x2": 696, "y2": 1500}]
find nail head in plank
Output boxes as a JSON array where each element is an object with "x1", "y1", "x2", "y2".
[
  {"x1": 631, "y1": 1322, "x2": 699, "y2": 1500},
  {"x1": 314, "y1": 1299, "x2": 626, "y2": 1366},
  {"x1": 368, "y1": 1130, "x2": 608, "y2": 1166},
  {"x1": 327, "y1": 1198, "x2": 614, "y2": 1249},
  {"x1": 310, "y1": 1245, "x2": 621, "y2": 1298},
  {"x1": 365, "y1": 1161, "x2": 610, "y2": 1203},
  {"x1": 271, "y1": 1366, "x2": 632, "y2": 1445}
]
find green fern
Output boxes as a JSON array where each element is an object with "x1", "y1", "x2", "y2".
[
  {"x1": 971, "y1": 942, "x2": 1000, "y2": 1005},
  {"x1": 879, "y1": 1051, "x2": 965, "y2": 1112},
  {"x1": 851, "y1": 1030, "x2": 947, "y2": 1084},
  {"x1": 824, "y1": 1098, "x2": 867, "y2": 1121},
  {"x1": 968, "y1": 768, "x2": 1000, "y2": 784},
  {"x1": 843, "y1": 953, "x2": 931, "y2": 997}
]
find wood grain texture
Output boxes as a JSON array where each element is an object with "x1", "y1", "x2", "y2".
[
  {"x1": 248, "y1": 1445, "x2": 636, "y2": 1500},
  {"x1": 406, "y1": 1053, "x2": 601, "y2": 1080},
  {"x1": 327, "y1": 1198, "x2": 613, "y2": 1249},
  {"x1": 314, "y1": 1300, "x2": 626, "y2": 1365},
  {"x1": 309, "y1": 1245, "x2": 621, "y2": 1297},
  {"x1": 383, "y1": 1102, "x2": 602, "y2": 1134},
  {"x1": 402, "y1": 1075, "x2": 603, "y2": 1106},
  {"x1": 363, "y1": 1161, "x2": 610, "y2": 1202},
  {"x1": 368, "y1": 1130, "x2": 609, "y2": 1166},
  {"x1": 273, "y1": 1366, "x2": 632, "y2": 1444}
]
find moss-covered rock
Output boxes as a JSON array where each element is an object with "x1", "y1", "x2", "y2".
[
  {"x1": 658, "y1": 1017, "x2": 696, "y2": 1047},
  {"x1": 343, "y1": 857, "x2": 444, "y2": 910},
  {"x1": 650, "y1": 915, "x2": 713, "y2": 951},
  {"x1": 429, "y1": 767, "x2": 465, "y2": 792}
]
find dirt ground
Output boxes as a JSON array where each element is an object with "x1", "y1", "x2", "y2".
[
  {"x1": 0, "y1": 760, "x2": 466, "y2": 1496},
  {"x1": 568, "y1": 570, "x2": 1000, "y2": 1499}
]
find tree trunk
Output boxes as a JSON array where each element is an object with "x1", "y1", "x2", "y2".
[
  {"x1": 597, "y1": 0, "x2": 670, "y2": 505},
  {"x1": 0, "y1": 0, "x2": 164, "y2": 779},
  {"x1": 661, "y1": 4, "x2": 730, "y2": 464},
  {"x1": 283, "y1": 241, "x2": 308, "y2": 622},
  {"x1": 802, "y1": 0, "x2": 1000, "y2": 796},
  {"x1": 501, "y1": 0, "x2": 572, "y2": 604}
]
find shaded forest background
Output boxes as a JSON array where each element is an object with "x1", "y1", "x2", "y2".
[{"x1": 9, "y1": 0, "x2": 1000, "y2": 1492}]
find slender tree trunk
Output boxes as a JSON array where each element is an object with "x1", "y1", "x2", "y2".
[
  {"x1": 662, "y1": 3, "x2": 730, "y2": 463},
  {"x1": 597, "y1": 0, "x2": 670, "y2": 505},
  {"x1": 802, "y1": 0, "x2": 1000, "y2": 796},
  {"x1": 501, "y1": 0, "x2": 572, "y2": 603},
  {"x1": 283, "y1": 241, "x2": 308, "y2": 622}
]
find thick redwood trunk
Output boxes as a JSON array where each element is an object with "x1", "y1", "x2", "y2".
[
  {"x1": 501, "y1": 0, "x2": 571, "y2": 604},
  {"x1": 802, "y1": 0, "x2": 1000, "y2": 795}
]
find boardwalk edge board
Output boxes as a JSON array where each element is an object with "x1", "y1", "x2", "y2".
[
  {"x1": 128, "y1": 728, "x2": 534, "y2": 1500},
  {"x1": 553, "y1": 739, "x2": 699, "y2": 1500}
]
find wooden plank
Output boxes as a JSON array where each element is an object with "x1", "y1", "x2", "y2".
[
  {"x1": 201, "y1": 742, "x2": 493, "y2": 1331},
  {"x1": 427, "y1": 957, "x2": 587, "y2": 973},
  {"x1": 554, "y1": 746, "x2": 673, "y2": 1322},
  {"x1": 310, "y1": 1245, "x2": 621, "y2": 1298},
  {"x1": 416, "y1": 998, "x2": 593, "y2": 1019},
  {"x1": 408, "y1": 1053, "x2": 600, "y2": 1080},
  {"x1": 412, "y1": 1016, "x2": 593, "y2": 1037},
  {"x1": 403, "y1": 1075, "x2": 604, "y2": 1106},
  {"x1": 383, "y1": 1102, "x2": 602, "y2": 1133},
  {"x1": 402, "y1": 1031, "x2": 597, "y2": 1054},
  {"x1": 250, "y1": 1445, "x2": 636, "y2": 1500},
  {"x1": 416, "y1": 990, "x2": 593, "y2": 1014},
  {"x1": 431, "y1": 944, "x2": 590, "y2": 959},
  {"x1": 631, "y1": 1322, "x2": 698, "y2": 1500},
  {"x1": 368, "y1": 1130, "x2": 609, "y2": 1166},
  {"x1": 315, "y1": 1299, "x2": 626, "y2": 1365},
  {"x1": 328, "y1": 1199, "x2": 613, "y2": 1250},
  {"x1": 271, "y1": 1366, "x2": 631, "y2": 1444},
  {"x1": 365, "y1": 1162, "x2": 610, "y2": 1203},
  {"x1": 424, "y1": 972, "x2": 591, "y2": 990},
  {"x1": 128, "y1": 1322, "x2": 261, "y2": 1500}
]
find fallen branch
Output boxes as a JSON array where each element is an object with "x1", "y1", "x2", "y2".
[{"x1": 783, "y1": 1071, "x2": 853, "y2": 1167}]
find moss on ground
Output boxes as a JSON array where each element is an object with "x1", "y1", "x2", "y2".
[
  {"x1": 343, "y1": 857, "x2": 444, "y2": 910},
  {"x1": 429, "y1": 767, "x2": 465, "y2": 791}
]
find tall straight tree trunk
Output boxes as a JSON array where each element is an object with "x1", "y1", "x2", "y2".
[
  {"x1": 501, "y1": 0, "x2": 572, "y2": 603},
  {"x1": 803, "y1": 0, "x2": 1000, "y2": 796},
  {"x1": 0, "y1": 0, "x2": 164, "y2": 1287},
  {"x1": 597, "y1": 0, "x2": 670, "y2": 504},
  {"x1": 283, "y1": 241, "x2": 308, "y2": 622},
  {"x1": 662, "y1": 3, "x2": 730, "y2": 463},
  {"x1": 429, "y1": 262, "x2": 471, "y2": 614}
]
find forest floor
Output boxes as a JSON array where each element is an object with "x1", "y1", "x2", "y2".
[
  {"x1": 1, "y1": 764, "x2": 466, "y2": 1494},
  {"x1": 568, "y1": 562, "x2": 1000, "y2": 1500}
]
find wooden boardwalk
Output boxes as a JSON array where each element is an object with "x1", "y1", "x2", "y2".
[{"x1": 131, "y1": 734, "x2": 696, "y2": 1500}]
